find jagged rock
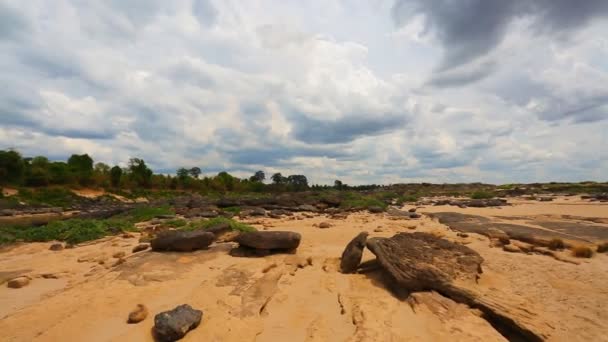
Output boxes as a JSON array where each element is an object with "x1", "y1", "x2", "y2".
[
  {"x1": 367, "y1": 232, "x2": 544, "y2": 342},
  {"x1": 340, "y1": 232, "x2": 368, "y2": 273},
  {"x1": 49, "y1": 243, "x2": 64, "y2": 251},
  {"x1": 236, "y1": 231, "x2": 301, "y2": 251},
  {"x1": 132, "y1": 243, "x2": 150, "y2": 253},
  {"x1": 151, "y1": 230, "x2": 214, "y2": 252},
  {"x1": 127, "y1": 304, "x2": 148, "y2": 324},
  {"x1": 153, "y1": 304, "x2": 202, "y2": 342},
  {"x1": 7, "y1": 276, "x2": 30, "y2": 289}
]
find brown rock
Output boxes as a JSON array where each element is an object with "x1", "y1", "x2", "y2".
[
  {"x1": 236, "y1": 231, "x2": 301, "y2": 250},
  {"x1": 49, "y1": 243, "x2": 64, "y2": 251},
  {"x1": 503, "y1": 245, "x2": 522, "y2": 253},
  {"x1": 113, "y1": 251, "x2": 126, "y2": 259},
  {"x1": 127, "y1": 304, "x2": 148, "y2": 324},
  {"x1": 7, "y1": 276, "x2": 30, "y2": 289},
  {"x1": 340, "y1": 232, "x2": 368, "y2": 273},
  {"x1": 132, "y1": 244, "x2": 150, "y2": 253},
  {"x1": 151, "y1": 230, "x2": 215, "y2": 252},
  {"x1": 318, "y1": 222, "x2": 332, "y2": 229}
]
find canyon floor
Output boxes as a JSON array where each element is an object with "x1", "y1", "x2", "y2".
[{"x1": 1, "y1": 197, "x2": 607, "y2": 341}]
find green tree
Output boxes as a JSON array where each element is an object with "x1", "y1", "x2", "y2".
[
  {"x1": 94, "y1": 162, "x2": 110, "y2": 175},
  {"x1": 110, "y1": 166, "x2": 122, "y2": 187},
  {"x1": 271, "y1": 172, "x2": 286, "y2": 185},
  {"x1": 128, "y1": 158, "x2": 152, "y2": 187},
  {"x1": 177, "y1": 168, "x2": 190, "y2": 181},
  {"x1": 189, "y1": 167, "x2": 201, "y2": 179},
  {"x1": 334, "y1": 180, "x2": 343, "y2": 190},
  {"x1": 286, "y1": 175, "x2": 308, "y2": 191},
  {"x1": 0, "y1": 150, "x2": 25, "y2": 184},
  {"x1": 68, "y1": 154, "x2": 94, "y2": 185},
  {"x1": 49, "y1": 162, "x2": 70, "y2": 184},
  {"x1": 250, "y1": 170, "x2": 265, "y2": 182}
]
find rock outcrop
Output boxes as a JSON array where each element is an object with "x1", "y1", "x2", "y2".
[{"x1": 236, "y1": 231, "x2": 301, "y2": 251}]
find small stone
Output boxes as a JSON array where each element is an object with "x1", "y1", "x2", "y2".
[
  {"x1": 132, "y1": 244, "x2": 150, "y2": 253},
  {"x1": 319, "y1": 222, "x2": 332, "y2": 229},
  {"x1": 457, "y1": 232, "x2": 469, "y2": 238},
  {"x1": 7, "y1": 276, "x2": 30, "y2": 289},
  {"x1": 127, "y1": 304, "x2": 148, "y2": 324},
  {"x1": 408, "y1": 208, "x2": 417, "y2": 213},
  {"x1": 113, "y1": 251, "x2": 126, "y2": 259},
  {"x1": 49, "y1": 243, "x2": 64, "y2": 251}
]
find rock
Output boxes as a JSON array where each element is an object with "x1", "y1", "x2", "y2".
[
  {"x1": 408, "y1": 208, "x2": 417, "y2": 212},
  {"x1": 236, "y1": 231, "x2": 301, "y2": 250},
  {"x1": 122, "y1": 233, "x2": 135, "y2": 239},
  {"x1": 113, "y1": 251, "x2": 126, "y2": 259},
  {"x1": 250, "y1": 207, "x2": 266, "y2": 216},
  {"x1": 409, "y1": 212, "x2": 421, "y2": 219},
  {"x1": 217, "y1": 198, "x2": 240, "y2": 208},
  {"x1": 153, "y1": 304, "x2": 203, "y2": 342},
  {"x1": 127, "y1": 304, "x2": 148, "y2": 324},
  {"x1": 321, "y1": 196, "x2": 342, "y2": 207},
  {"x1": 49, "y1": 243, "x2": 64, "y2": 251},
  {"x1": 199, "y1": 211, "x2": 219, "y2": 218},
  {"x1": 457, "y1": 232, "x2": 469, "y2": 238},
  {"x1": 132, "y1": 244, "x2": 150, "y2": 253},
  {"x1": 156, "y1": 214, "x2": 176, "y2": 219},
  {"x1": 374, "y1": 228, "x2": 383, "y2": 232},
  {"x1": 368, "y1": 206, "x2": 384, "y2": 213},
  {"x1": 151, "y1": 230, "x2": 215, "y2": 252},
  {"x1": 503, "y1": 245, "x2": 522, "y2": 253},
  {"x1": 296, "y1": 204, "x2": 318, "y2": 212},
  {"x1": 539, "y1": 197, "x2": 553, "y2": 202},
  {"x1": 487, "y1": 228, "x2": 510, "y2": 245},
  {"x1": 340, "y1": 232, "x2": 369, "y2": 273},
  {"x1": 318, "y1": 222, "x2": 332, "y2": 229},
  {"x1": 7, "y1": 276, "x2": 30, "y2": 289}
]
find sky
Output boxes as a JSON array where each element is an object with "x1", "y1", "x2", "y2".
[{"x1": 1, "y1": 0, "x2": 607, "y2": 185}]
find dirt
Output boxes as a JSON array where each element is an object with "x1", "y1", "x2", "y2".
[{"x1": 1, "y1": 197, "x2": 607, "y2": 341}]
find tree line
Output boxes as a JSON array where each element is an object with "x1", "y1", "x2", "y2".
[{"x1": 0, "y1": 149, "x2": 322, "y2": 193}]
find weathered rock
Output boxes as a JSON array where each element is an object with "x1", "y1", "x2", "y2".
[
  {"x1": 296, "y1": 204, "x2": 318, "y2": 212},
  {"x1": 503, "y1": 245, "x2": 522, "y2": 253},
  {"x1": 236, "y1": 231, "x2": 301, "y2": 250},
  {"x1": 151, "y1": 230, "x2": 215, "y2": 252},
  {"x1": 49, "y1": 243, "x2": 64, "y2": 251},
  {"x1": 408, "y1": 208, "x2": 417, "y2": 213},
  {"x1": 487, "y1": 228, "x2": 510, "y2": 245},
  {"x1": 127, "y1": 304, "x2": 148, "y2": 324},
  {"x1": 132, "y1": 243, "x2": 150, "y2": 253},
  {"x1": 199, "y1": 211, "x2": 218, "y2": 218},
  {"x1": 216, "y1": 198, "x2": 240, "y2": 208},
  {"x1": 368, "y1": 206, "x2": 384, "y2": 213},
  {"x1": 7, "y1": 276, "x2": 30, "y2": 289},
  {"x1": 340, "y1": 232, "x2": 369, "y2": 273},
  {"x1": 153, "y1": 304, "x2": 202, "y2": 342},
  {"x1": 113, "y1": 251, "x2": 126, "y2": 259},
  {"x1": 318, "y1": 222, "x2": 332, "y2": 229},
  {"x1": 250, "y1": 207, "x2": 266, "y2": 216}
]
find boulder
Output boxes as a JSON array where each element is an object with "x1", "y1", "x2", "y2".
[
  {"x1": 408, "y1": 208, "x2": 417, "y2": 213},
  {"x1": 318, "y1": 222, "x2": 332, "y2": 229},
  {"x1": 236, "y1": 231, "x2": 301, "y2": 250},
  {"x1": 368, "y1": 206, "x2": 384, "y2": 213},
  {"x1": 199, "y1": 211, "x2": 218, "y2": 218},
  {"x1": 127, "y1": 304, "x2": 148, "y2": 324},
  {"x1": 296, "y1": 204, "x2": 318, "y2": 212},
  {"x1": 154, "y1": 304, "x2": 202, "y2": 342},
  {"x1": 216, "y1": 198, "x2": 240, "y2": 208},
  {"x1": 250, "y1": 207, "x2": 266, "y2": 216},
  {"x1": 7, "y1": 276, "x2": 30, "y2": 289},
  {"x1": 151, "y1": 230, "x2": 215, "y2": 252},
  {"x1": 340, "y1": 232, "x2": 369, "y2": 273},
  {"x1": 49, "y1": 243, "x2": 64, "y2": 251}
]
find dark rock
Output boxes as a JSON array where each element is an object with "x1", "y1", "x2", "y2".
[
  {"x1": 318, "y1": 222, "x2": 332, "y2": 229},
  {"x1": 49, "y1": 243, "x2": 64, "y2": 251},
  {"x1": 321, "y1": 196, "x2": 342, "y2": 207},
  {"x1": 408, "y1": 208, "x2": 417, "y2": 213},
  {"x1": 236, "y1": 231, "x2": 301, "y2": 250},
  {"x1": 539, "y1": 197, "x2": 553, "y2": 202},
  {"x1": 296, "y1": 204, "x2": 318, "y2": 212},
  {"x1": 216, "y1": 198, "x2": 240, "y2": 208},
  {"x1": 250, "y1": 207, "x2": 266, "y2": 216},
  {"x1": 199, "y1": 211, "x2": 218, "y2": 218},
  {"x1": 151, "y1": 230, "x2": 214, "y2": 252},
  {"x1": 132, "y1": 244, "x2": 150, "y2": 253},
  {"x1": 368, "y1": 206, "x2": 384, "y2": 213},
  {"x1": 409, "y1": 212, "x2": 421, "y2": 219},
  {"x1": 340, "y1": 232, "x2": 368, "y2": 273},
  {"x1": 153, "y1": 304, "x2": 202, "y2": 341}
]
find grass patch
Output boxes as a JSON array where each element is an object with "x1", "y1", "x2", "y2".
[
  {"x1": 547, "y1": 238, "x2": 565, "y2": 251},
  {"x1": 16, "y1": 187, "x2": 81, "y2": 208},
  {"x1": 340, "y1": 192, "x2": 388, "y2": 210},
  {"x1": 470, "y1": 191, "x2": 495, "y2": 199},
  {"x1": 222, "y1": 206, "x2": 242, "y2": 214},
  {"x1": 396, "y1": 194, "x2": 419, "y2": 205},
  {"x1": 597, "y1": 242, "x2": 608, "y2": 253},
  {"x1": 164, "y1": 218, "x2": 187, "y2": 228},
  {"x1": 571, "y1": 246, "x2": 594, "y2": 258},
  {"x1": 116, "y1": 206, "x2": 175, "y2": 223},
  {"x1": 182, "y1": 217, "x2": 256, "y2": 233}
]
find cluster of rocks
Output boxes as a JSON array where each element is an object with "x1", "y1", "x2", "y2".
[
  {"x1": 125, "y1": 303, "x2": 202, "y2": 341},
  {"x1": 581, "y1": 193, "x2": 608, "y2": 202}
]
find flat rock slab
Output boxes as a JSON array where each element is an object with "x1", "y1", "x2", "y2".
[
  {"x1": 154, "y1": 304, "x2": 202, "y2": 341},
  {"x1": 151, "y1": 230, "x2": 215, "y2": 252},
  {"x1": 236, "y1": 231, "x2": 301, "y2": 250}
]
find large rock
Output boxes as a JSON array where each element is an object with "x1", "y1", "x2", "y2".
[
  {"x1": 153, "y1": 304, "x2": 202, "y2": 341},
  {"x1": 151, "y1": 230, "x2": 215, "y2": 252},
  {"x1": 236, "y1": 231, "x2": 301, "y2": 250},
  {"x1": 7, "y1": 276, "x2": 30, "y2": 289},
  {"x1": 340, "y1": 232, "x2": 368, "y2": 273},
  {"x1": 296, "y1": 204, "x2": 318, "y2": 212},
  {"x1": 368, "y1": 206, "x2": 384, "y2": 213},
  {"x1": 366, "y1": 232, "x2": 544, "y2": 342}
]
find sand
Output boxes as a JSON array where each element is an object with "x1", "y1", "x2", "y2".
[{"x1": 1, "y1": 198, "x2": 607, "y2": 341}]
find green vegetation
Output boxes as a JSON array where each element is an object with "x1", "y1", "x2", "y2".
[
  {"x1": 16, "y1": 187, "x2": 81, "y2": 208},
  {"x1": 396, "y1": 194, "x2": 420, "y2": 205},
  {"x1": 222, "y1": 206, "x2": 242, "y2": 214},
  {"x1": 182, "y1": 217, "x2": 256, "y2": 233},
  {"x1": 164, "y1": 218, "x2": 188, "y2": 228},
  {"x1": 470, "y1": 191, "x2": 495, "y2": 199},
  {"x1": 340, "y1": 192, "x2": 388, "y2": 210},
  {"x1": 113, "y1": 206, "x2": 175, "y2": 222}
]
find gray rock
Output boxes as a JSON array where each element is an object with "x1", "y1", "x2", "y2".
[
  {"x1": 296, "y1": 204, "x2": 318, "y2": 212},
  {"x1": 340, "y1": 232, "x2": 368, "y2": 273},
  {"x1": 151, "y1": 231, "x2": 215, "y2": 252},
  {"x1": 368, "y1": 206, "x2": 384, "y2": 213},
  {"x1": 236, "y1": 231, "x2": 301, "y2": 250},
  {"x1": 153, "y1": 304, "x2": 202, "y2": 341}
]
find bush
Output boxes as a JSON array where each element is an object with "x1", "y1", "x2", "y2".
[
  {"x1": 470, "y1": 191, "x2": 495, "y2": 199},
  {"x1": 597, "y1": 242, "x2": 608, "y2": 253},
  {"x1": 571, "y1": 246, "x2": 594, "y2": 258},
  {"x1": 182, "y1": 217, "x2": 256, "y2": 233},
  {"x1": 222, "y1": 206, "x2": 242, "y2": 214},
  {"x1": 340, "y1": 192, "x2": 388, "y2": 210},
  {"x1": 548, "y1": 238, "x2": 565, "y2": 251},
  {"x1": 17, "y1": 187, "x2": 80, "y2": 207},
  {"x1": 164, "y1": 219, "x2": 187, "y2": 228}
]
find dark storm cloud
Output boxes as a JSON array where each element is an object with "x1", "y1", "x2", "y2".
[
  {"x1": 427, "y1": 60, "x2": 497, "y2": 88},
  {"x1": 392, "y1": 0, "x2": 608, "y2": 71},
  {"x1": 290, "y1": 111, "x2": 407, "y2": 144}
]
